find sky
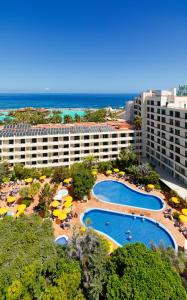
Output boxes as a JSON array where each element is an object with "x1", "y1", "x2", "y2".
[{"x1": 0, "y1": 0, "x2": 187, "y2": 93}]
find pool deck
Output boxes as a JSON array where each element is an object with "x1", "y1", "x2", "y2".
[{"x1": 53, "y1": 174, "x2": 186, "y2": 249}]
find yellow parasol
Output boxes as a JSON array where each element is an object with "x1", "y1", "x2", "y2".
[
  {"x1": 91, "y1": 170, "x2": 97, "y2": 176},
  {"x1": 113, "y1": 168, "x2": 119, "y2": 173},
  {"x1": 63, "y1": 178, "x2": 72, "y2": 184},
  {"x1": 80, "y1": 227, "x2": 86, "y2": 234},
  {"x1": 25, "y1": 178, "x2": 33, "y2": 183},
  {"x1": 106, "y1": 170, "x2": 112, "y2": 175},
  {"x1": 63, "y1": 207, "x2": 71, "y2": 214},
  {"x1": 7, "y1": 196, "x2": 16, "y2": 203},
  {"x1": 58, "y1": 212, "x2": 67, "y2": 221},
  {"x1": 119, "y1": 171, "x2": 125, "y2": 176},
  {"x1": 0, "y1": 208, "x2": 8, "y2": 215},
  {"x1": 179, "y1": 214, "x2": 187, "y2": 224},
  {"x1": 53, "y1": 209, "x2": 61, "y2": 217},
  {"x1": 147, "y1": 184, "x2": 155, "y2": 189},
  {"x1": 181, "y1": 209, "x2": 187, "y2": 216},
  {"x1": 17, "y1": 204, "x2": 26, "y2": 212},
  {"x1": 40, "y1": 175, "x2": 46, "y2": 180},
  {"x1": 64, "y1": 196, "x2": 73, "y2": 202},
  {"x1": 63, "y1": 202, "x2": 72, "y2": 208},
  {"x1": 50, "y1": 200, "x2": 60, "y2": 208},
  {"x1": 171, "y1": 197, "x2": 180, "y2": 204}
]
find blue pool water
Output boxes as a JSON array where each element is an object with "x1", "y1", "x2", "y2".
[
  {"x1": 93, "y1": 180, "x2": 164, "y2": 210},
  {"x1": 55, "y1": 236, "x2": 68, "y2": 246},
  {"x1": 82, "y1": 209, "x2": 176, "y2": 250}
]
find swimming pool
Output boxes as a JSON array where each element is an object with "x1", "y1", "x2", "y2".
[
  {"x1": 82, "y1": 209, "x2": 177, "y2": 251},
  {"x1": 92, "y1": 180, "x2": 164, "y2": 210},
  {"x1": 55, "y1": 235, "x2": 69, "y2": 246}
]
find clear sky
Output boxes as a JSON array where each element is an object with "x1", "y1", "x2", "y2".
[{"x1": 0, "y1": 0, "x2": 186, "y2": 93}]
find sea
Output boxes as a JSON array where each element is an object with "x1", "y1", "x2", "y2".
[{"x1": 0, "y1": 93, "x2": 137, "y2": 110}]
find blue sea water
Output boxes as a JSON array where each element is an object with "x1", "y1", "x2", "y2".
[
  {"x1": 0, "y1": 93, "x2": 136, "y2": 110},
  {"x1": 93, "y1": 180, "x2": 164, "y2": 210},
  {"x1": 82, "y1": 209, "x2": 176, "y2": 249}
]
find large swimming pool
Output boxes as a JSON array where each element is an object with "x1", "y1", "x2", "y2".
[
  {"x1": 82, "y1": 209, "x2": 177, "y2": 250},
  {"x1": 93, "y1": 180, "x2": 164, "y2": 210}
]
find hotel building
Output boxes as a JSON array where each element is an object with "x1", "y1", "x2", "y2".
[
  {"x1": 133, "y1": 87, "x2": 187, "y2": 186},
  {"x1": 0, "y1": 121, "x2": 137, "y2": 168}
]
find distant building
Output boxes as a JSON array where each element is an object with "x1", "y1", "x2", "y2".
[
  {"x1": 133, "y1": 87, "x2": 187, "y2": 186},
  {"x1": 125, "y1": 101, "x2": 134, "y2": 123}
]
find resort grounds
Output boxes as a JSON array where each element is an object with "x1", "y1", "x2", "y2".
[{"x1": 0, "y1": 172, "x2": 185, "y2": 249}]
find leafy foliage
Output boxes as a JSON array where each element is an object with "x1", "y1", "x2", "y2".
[
  {"x1": 0, "y1": 162, "x2": 11, "y2": 183},
  {"x1": 118, "y1": 146, "x2": 138, "y2": 169},
  {"x1": 126, "y1": 163, "x2": 160, "y2": 184},
  {"x1": 52, "y1": 166, "x2": 70, "y2": 183},
  {"x1": 73, "y1": 169, "x2": 95, "y2": 199},
  {"x1": 105, "y1": 243, "x2": 187, "y2": 300}
]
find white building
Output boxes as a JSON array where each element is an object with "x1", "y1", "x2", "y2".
[
  {"x1": 0, "y1": 121, "x2": 137, "y2": 168},
  {"x1": 134, "y1": 87, "x2": 187, "y2": 187}
]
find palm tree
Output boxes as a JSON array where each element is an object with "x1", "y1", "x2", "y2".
[
  {"x1": 83, "y1": 155, "x2": 98, "y2": 169},
  {"x1": 133, "y1": 115, "x2": 142, "y2": 165},
  {"x1": 64, "y1": 115, "x2": 73, "y2": 124}
]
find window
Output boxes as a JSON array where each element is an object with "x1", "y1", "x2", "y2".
[
  {"x1": 94, "y1": 142, "x2": 99, "y2": 146},
  {"x1": 32, "y1": 154, "x2": 37, "y2": 158},
  {"x1": 103, "y1": 142, "x2": 108, "y2": 145},
  {"x1": 53, "y1": 137, "x2": 58, "y2": 142},
  {"x1": 64, "y1": 144, "x2": 69, "y2": 148},
  {"x1": 42, "y1": 160, "x2": 48, "y2": 164},
  {"x1": 84, "y1": 150, "x2": 89, "y2": 154},
  {"x1": 94, "y1": 135, "x2": 99, "y2": 139},
  {"x1": 94, "y1": 149, "x2": 99, "y2": 153},
  {"x1": 74, "y1": 144, "x2": 80, "y2": 148},
  {"x1": 112, "y1": 134, "x2": 117, "y2": 138},
  {"x1": 175, "y1": 155, "x2": 180, "y2": 163},
  {"x1": 112, "y1": 141, "x2": 117, "y2": 145},
  {"x1": 32, "y1": 146, "x2": 37, "y2": 151},
  {"x1": 9, "y1": 139, "x2": 14, "y2": 144},
  {"x1": 21, "y1": 155, "x2": 25, "y2": 159},
  {"x1": 43, "y1": 153, "x2": 48, "y2": 157},
  {"x1": 63, "y1": 151, "x2": 69, "y2": 155},
  {"x1": 53, "y1": 159, "x2": 58, "y2": 163},
  {"x1": 103, "y1": 134, "x2": 108, "y2": 139},
  {"x1": 21, "y1": 147, "x2": 25, "y2": 151},
  {"x1": 63, "y1": 137, "x2": 69, "y2": 141},
  {"x1": 53, "y1": 152, "x2": 58, "y2": 156},
  {"x1": 53, "y1": 145, "x2": 58, "y2": 149},
  {"x1": 74, "y1": 151, "x2": 80, "y2": 155},
  {"x1": 9, "y1": 156, "x2": 13, "y2": 160},
  {"x1": 63, "y1": 158, "x2": 69, "y2": 162},
  {"x1": 9, "y1": 148, "x2": 14, "y2": 152},
  {"x1": 43, "y1": 138, "x2": 48, "y2": 142},
  {"x1": 43, "y1": 145, "x2": 48, "y2": 150},
  {"x1": 21, "y1": 139, "x2": 25, "y2": 144},
  {"x1": 32, "y1": 161, "x2": 37, "y2": 165},
  {"x1": 121, "y1": 133, "x2": 126, "y2": 137},
  {"x1": 84, "y1": 143, "x2": 89, "y2": 147},
  {"x1": 32, "y1": 138, "x2": 37, "y2": 143},
  {"x1": 84, "y1": 135, "x2": 89, "y2": 140},
  {"x1": 74, "y1": 136, "x2": 80, "y2": 140},
  {"x1": 175, "y1": 111, "x2": 180, "y2": 118}
]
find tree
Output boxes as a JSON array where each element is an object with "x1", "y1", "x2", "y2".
[
  {"x1": 98, "y1": 161, "x2": 113, "y2": 173},
  {"x1": 0, "y1": 161, "x2": 11, "y2": 183},
  {"x1": 118, "y1": 146, "x2": 138, "y2": 169},
  {"x1": 67, "y1": 228, "x2": 109, "y2": 300},
  {"x1": 73, "y1": 169, "x2": 95, "y2": 200},
  {"x1": 64, "y1": 115, "x2": 73, "y2": 124},
  {"x1": 0, "y1": 215, "x2": 84, "y2": 299},
  {"x1": 52, "y1": 166, "x2": 70, "y2": 183},
  {"x1": 126, "y1": 163, "x2": 160, "y2": 184},
  {"x1": 105, "y1": 243, "x2": 186, "y2": 300},
  {"x1": 133, "y1": 115, "x2": 142, "y2": 165},
  {"x1": 83, "y1": 155, "x2": 98, "y2": 169},
  {"x1": 84, "y1": 109, "x2": 107, "y2": 122},
  {"x1": 74, "y1": 113, "x2": 82, "y2": 122}
]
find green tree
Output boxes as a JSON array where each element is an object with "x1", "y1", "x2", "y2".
[
  {"x1": 0, "y1": 161, "x2": 11, "y2": 183},
  {"x1": 73, "y1": 169, "x2": 95, "y2": 200},
  {"x1": 83, "y1": 155, "x2": 98, "y2": 169},
  {"x1": 105, "y1": 243, "x2": 186, "y2": 300},
  {"x1": 74, "y1": 113, "x2": 82, "y2": 122},
  {"x1": 52, "y1": 166, "x2": 70, "y2": 183},
  {"x1": 118, "y1": 146, "x2": 138, "y2": 169},
  {"x1": 64, "y1": 115, "x2": 73, "y2": 124},
  {"x1": 98, "y1": 161, "x2": 113, "y2": 173},
  {"x1": 67, "y1": 228, "x2": 109, "y2": 300}
]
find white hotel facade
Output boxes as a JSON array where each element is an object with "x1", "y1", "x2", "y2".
[
  {"x1": 132, "y1": 87, "x2": 187, "y2": 187},
  {"x1": 0, "y1": 121, "x2": 136, "y2": 168}
]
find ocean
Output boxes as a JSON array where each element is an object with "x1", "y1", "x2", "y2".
[{"x1": 0, "y1": 93, "x2": 137, "y2": 110}]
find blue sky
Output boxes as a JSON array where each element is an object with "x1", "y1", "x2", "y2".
[{"x1": 0, "y1": 0, "x2": 186, "y2": 93}]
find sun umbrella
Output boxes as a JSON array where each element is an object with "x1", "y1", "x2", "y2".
[
  {"x1": 17, "y1": 204, "x2": 26, "y2": 212},
  {"x1": 25, "y1": 178, "x2": 33, "y2": 183},
  {"x1": 179, "y1": 215, "x2": 187, "y2": 224},
  {"x1": 63, "y1": 207, "x2": 71, "y2": 214},
  {"x1": 65, "y1": 196, "x2": 73, "y2": 202},
  {"x1": 171, "y1": 197, "x2": 180, "y2": 204},
  {"x1": 106, "y1": 170, "x2": 112, "y2": 175},
  {"x1": 147, "y1": 184, "x2": 155, "y2": 189},
  {"x1": 63, "y1": 202, "x2": 72, "y2": 208},
  {"x1": 40, "y1": 175, "x2": 46, "y2": 180},
  {"x1": 113, "y1": 168, "x2": 119, "y2": 173},
  {"x1": 181, "y1": 209, "x2": 187, "y2": 216},
  {"x1": 91, "y1": 170, "x2": 97, "y2": 176},
  {"x1": 50, "y1": 200, "x2": 60, "y2": 208},
  {"x1": 0, "y1": 208, "x2": 8, "y2": 215},
  {"x1": 119, "y1": 171, "x2": 125, "y2": 176},
  {"x1": 7, "y1": 196, "x2": 16, "y2": 203},
  {"x1": 63, "y1": 178, "x2": 72, "y2": 184},
  {"x1": 80, "y1": 227, "x2": 86, "y2": 233},
  {"x1": 58, "y1": 212, "x2": 67, "y2": 221},
  {"x1": 53, "y1": 209, "x2": 61, "y2": 217}
]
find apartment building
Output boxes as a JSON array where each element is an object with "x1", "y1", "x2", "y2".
[
  {"x1": 133, "y1": 87, "x2": 187, "y2": 186},
  {"x1": 0, "y1": 121, "x2": 136, "y2": 168}
]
